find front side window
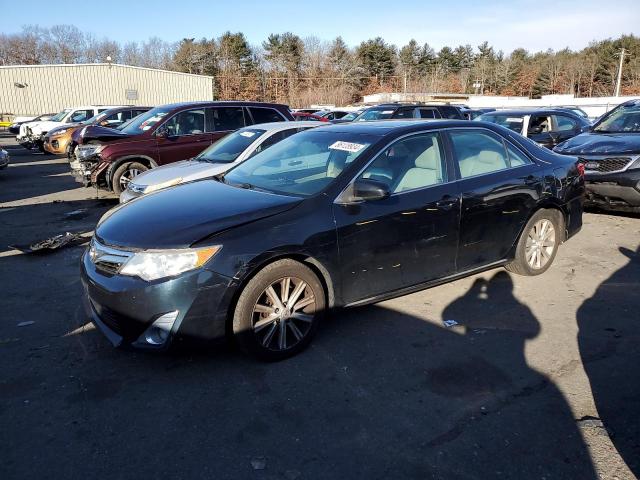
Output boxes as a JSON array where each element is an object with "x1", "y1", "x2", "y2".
[
  {"x1": 392, "y1": 108, "x2": 417, "y2": 119},
  {"x1": 164, "y1": 109, "x2": 206, "y2": 136},
  {"x1": 477, "y1": 114, "x2": 524, "y2": 133},
  {"x1": 451, "y1": 130, "x2": 510, "y2": 178},
  {"x1": 249, "y1": 107, "x2": 285, "y2": 124},
  {"x1": 552, "y1": 114, "x2": 577, "y2": 132},
  {"x1": 223, "y1": 130, "x2": 375, "y2": 197},
  {"x1": 69, "y1": 109, "x2": 93, "y2": 123},
  {"x1": 196, "y1": 128, "x2": 266, "y2": 163},
  {"x1": 356, "y1": 108, "x2": 396, "y2": 121},
  {"x1": 212, "y1": 107, "x2": 245, "y2": 131},
  {"x1": 439, "y1": 106, "x2": 462, "y2": 119},
  {"x1": 358, "y1": 132, "x2": 445, "y2": 193},
  {"x1": 593, "y1": 103, "x2": 640, "y2": 133}
]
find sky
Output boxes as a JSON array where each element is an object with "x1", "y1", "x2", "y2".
[{"x1": 2, "y1": 0, "x2": 640, "y2": 53}]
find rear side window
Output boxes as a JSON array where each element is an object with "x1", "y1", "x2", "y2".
[
  {"x1": 211, "y1": 107, "x2": 246, "y2": 131},
  {"x1": 249, "y1": 107, "x2": 285, "y2": 124},
  {"x1": 505, "y1": 142, "x2": 531, "y2": 167},
  {"x1": 451, "y1": 130, "x2": 510, "y2": 178}
]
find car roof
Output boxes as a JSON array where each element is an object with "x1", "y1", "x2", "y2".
[
  {"x1": 154, "y1": 101, "x2": 290, "y2": 110},
  {"x1": 310, "y1": 119, "x2": 471, "y2": 135},
  {"x1": 243, "y1": 121, "x2": 322, "y2": 131},
  {"x1": 483, "y1": 108, "x2": 581, "y2": 116}
]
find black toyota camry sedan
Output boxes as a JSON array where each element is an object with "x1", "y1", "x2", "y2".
[{"x1": 82, "y1": 120, "x2": 584, "y2": 360}]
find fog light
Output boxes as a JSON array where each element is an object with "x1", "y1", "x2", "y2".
[{"x1": 138, "y1": 310, "x2": 179, "y2": 346}]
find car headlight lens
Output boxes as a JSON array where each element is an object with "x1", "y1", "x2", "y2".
[
  {"x1": 119, "y1": 246, "x2": 221, "y2": 281},
  {"x1": 143, "y1": 177, "x2": 183, "y2": 194},
  {"x1": 77, "y1": 144, "x2": 105, "y2": 159}
]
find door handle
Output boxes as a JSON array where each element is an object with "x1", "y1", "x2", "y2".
[{"x1": 436, "y1": 195, "x2": 458, "y2": 210}]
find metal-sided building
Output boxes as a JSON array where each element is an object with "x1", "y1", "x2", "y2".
[{"x1": 0, "y1": 63, "x2": 214, "y2": 117}]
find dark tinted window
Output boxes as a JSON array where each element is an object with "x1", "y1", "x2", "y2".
[
  {"x1": 451, "y1": 130, "x2": 510, "y2": 178},
  {"x1": 249, "y1": 107, "x2": 285, "y2": 124},
  {"x1": 419, "y1": 108, "x2": 440, "y2": 119},
  {"x1": 212, "y1": 107, "x2": 245, "y2": 131},
  {"x1": 439, "y1": 106, "x2": 462, "y2": 119}
]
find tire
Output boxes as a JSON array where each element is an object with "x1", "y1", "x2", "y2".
[
  {"x1": 233, "y1": 259, "x2": 325, "y2": 361},
  {"x1": 505, "y1": 209, "x2": 562, "y2": 276},
  {"x1": 111, "y1": 161, "x2": 148, "y2": 195}
]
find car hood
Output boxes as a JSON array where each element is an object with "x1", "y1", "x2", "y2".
[
  {"x1": 29, "y1": 121, "x2": 65, "y2": 134},
  {"x1": 554, "y1": 132, "x2": 640, "y2": 155},
  {"x1": 96, "y1": 179, "x2": 302, "y2": 249},
  {"x1": 79, "y1": 125, "x2": 133, "y2": 143},
  {"x1": 131, "y1": 160, "x2": 232, "y2": 187}
]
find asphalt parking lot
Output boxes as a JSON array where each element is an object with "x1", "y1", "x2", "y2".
[{"x1": 0, "y1": 130, "x2": 639, "y2": 480}]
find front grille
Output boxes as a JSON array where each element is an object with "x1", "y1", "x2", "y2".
[
  {"x1": 89, "y1": 239, "x2": 133, "y2": 275},
  {"x1": 578, "y1": 156, "x2": 634, "y2": 173}
]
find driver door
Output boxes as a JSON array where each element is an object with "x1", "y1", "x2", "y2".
[
  {"x1": 156, "y1": 108, "x2": 211, "y2": 164},
  {"x1": 332, "y1": 132, "x2": 460, "y2": 304}
]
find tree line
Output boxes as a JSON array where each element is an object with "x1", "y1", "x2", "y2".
[{"x1": 2, "y1": 25, "x2": 639, "y2": 106}]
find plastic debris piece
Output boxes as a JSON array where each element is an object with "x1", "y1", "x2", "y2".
[
  {"x1": 9, "y1": 232, "x2": 83, "y2": 254},
  {"x1": 17, "y1": 321, "x2": 35, "y2": 327},
  {"x1": 443, "y1": 319, "x2": 459, "y2": 328}
]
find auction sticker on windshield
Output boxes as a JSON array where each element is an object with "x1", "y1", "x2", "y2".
[{"x1": 329, "y1": 141, "x2": 366, "y2": 153}]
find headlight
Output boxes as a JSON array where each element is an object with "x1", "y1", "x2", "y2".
[
  {"x1": 143, "y1": 177, "x2": 183, "y2": 194},
  {"x1": 119, "y1": 246, "x2": 221, "y2": 281},
  {"x1": 76, "y1": 144, "x2": 105, "y2": 159}
]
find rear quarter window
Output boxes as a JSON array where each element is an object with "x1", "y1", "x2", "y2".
[{"x1": 249, "y1": 107, "x2": 285, "y2": 124}]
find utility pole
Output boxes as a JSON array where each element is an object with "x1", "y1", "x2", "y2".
[{"x1": 615, "y1": 48, "x2": 626, "y2": 97}]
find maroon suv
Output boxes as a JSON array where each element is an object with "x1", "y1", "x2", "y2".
[{"x1": 70, "y1": 101, "x2": 293, "y2": 194}]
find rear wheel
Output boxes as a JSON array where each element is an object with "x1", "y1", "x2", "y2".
[
  {"x1": 505, "y1": 209, "x2": 561, "y2": 276},
  {"x1": 233, "y1": 259, "x2": 325, "y2": 361},
  {"x1": 112, "y1": 161, "x2": 147, "y2": 195}
]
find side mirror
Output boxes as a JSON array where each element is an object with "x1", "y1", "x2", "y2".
[{"x1": 352, "y1": 178, "x2": 390, "y2": 202}]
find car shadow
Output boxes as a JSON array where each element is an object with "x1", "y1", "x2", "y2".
[
  {"x1": 577, "y1": 245, "x2": 640, "y2": 477},
  {"x1": 0, "y1": 268, "x2": 599, "y2": 479}
]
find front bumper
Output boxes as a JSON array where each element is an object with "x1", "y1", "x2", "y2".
[
  {"x1": 80, "y1": 250, "x2": 233, "y2": 349},
  {"x1": 43, "y1": 135, "x2": 69, "y2": 155},
  {"x1": 0, "y1": 152, "x2": 9, "y2": 169},
  {"x1": 584, "y1": 169, "x2": 640, "y2": 211}
]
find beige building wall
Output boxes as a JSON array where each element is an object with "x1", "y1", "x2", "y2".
[{"x1": 0, "y1": 63, "x2": 214, "y2": 116}]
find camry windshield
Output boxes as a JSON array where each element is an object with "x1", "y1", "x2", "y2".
[
  {"x1": 355, "y1": 108, "x2": 396, "y2": 121},
  {"x1": 477, "y1": 114, "x2": 524, "y2": 133},
  {"x1": 594, "y1": 104, "x2": 640, "y2": 133},
  {"x1": 223, "y1": 130, "x2": 375, "y2": 197},
  {"x1": 50, "y1": 110, "x2": 70, "y2": 122},
  {"x1": 120, "y1": 107, "x2": 171, "y2": 135},
  {"x1": 197, "y1": 128, "x2": 266, "y2": 163}
]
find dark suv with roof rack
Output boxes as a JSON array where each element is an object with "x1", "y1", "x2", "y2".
[
  {"x1": 554, "y1": 99, "x2": 640, "y2": 212},
  {"x1": 71, "y1": 101, "x2": 293, "y2": 195},
  {"x1": 354, "y1": 103, "x2": 464, "y2": 121}
]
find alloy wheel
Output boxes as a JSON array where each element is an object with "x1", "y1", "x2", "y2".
[
  {"x1": 252, "y1": 276, "x2": 316, "y2": 351},
  {"x1": 119, "y1": 168, "x2": 142, "y2": 190},
  {"x1": 525, "y1": 219, "x2": 556, "y2": 270}
]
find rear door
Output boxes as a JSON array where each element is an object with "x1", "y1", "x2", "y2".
[
  {"x1": 156, "y1": 108, "x2": 210, "y2": 164},
  {"x1": 448, "y1": 128, "x2": 541, "y2": 271},
  {"x1": 333, "y1": 131, "x2": 461, "y2": 302}
]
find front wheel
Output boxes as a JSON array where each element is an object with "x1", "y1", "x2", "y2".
[
  {"x1": 233, "y1": 259, "x2": 325, "y2": 361},
  {"x1": 505, "y1": 209, "x2": 562, "y2": 276},
  {"x1": 111, "y1": 161, "x2": 148, "y2": 195}
]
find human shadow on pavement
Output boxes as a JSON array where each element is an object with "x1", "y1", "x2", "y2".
[
  {"x1": 578, "y1": 246, "x2": 640, "y2": 477},
  {"x1": 0, "y1": 270, "x2": 598, "y2": 479}
]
